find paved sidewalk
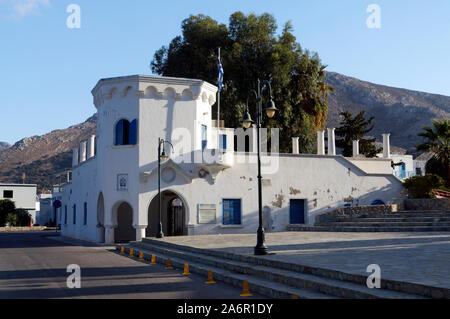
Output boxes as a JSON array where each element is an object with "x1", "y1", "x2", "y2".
[{"x1": 155, "y1": 232, "x2": 450, "y2": 289}]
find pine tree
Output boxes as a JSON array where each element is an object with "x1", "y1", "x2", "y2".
[{"x1": 335, "y1": 111, "x2": 381, "y2": 157}]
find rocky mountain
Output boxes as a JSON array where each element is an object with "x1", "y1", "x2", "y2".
[
  {"x1": 0, "y1": 142, "x2": 10, "y2": 152},
  {"x1": 326, "y1": 72, "x2": 450, "y2": 154},
  {"x1": 0, "y1": 114, "x2": 97, "y2": 190},
  {"x1": 1, "y1": 72, "x2": 449, "y2": 191}
]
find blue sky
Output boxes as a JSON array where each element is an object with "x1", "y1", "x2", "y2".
[{"x1": 1, "y1": 0, "x2": 449, "y2": 144}]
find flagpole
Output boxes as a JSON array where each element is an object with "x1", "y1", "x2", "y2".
[{"x1": 217, "y1": 47, "x2": 221, "y2": 150}]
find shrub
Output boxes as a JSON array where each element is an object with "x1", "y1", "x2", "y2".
[
  {"x1": 15, "y1": 209, "x2": 32, "y2": 226},
  {"x1": 5, "y1": 213, "x2": 18, "y2": 227},
  {"x1": 0, "y1": 199, "x2": 16, "y2": 227},
  {"x1": 404, "y1": 174, "x2": 445, "y2": 199}
]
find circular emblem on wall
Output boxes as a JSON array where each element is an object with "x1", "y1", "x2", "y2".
[{"x1": 161, "y1": 167, "x2": 176, "y2": 183}]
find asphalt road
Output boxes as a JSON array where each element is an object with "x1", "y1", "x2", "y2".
[{"x1": 0, "y1": 232, "x2": 264, "y2": 299}]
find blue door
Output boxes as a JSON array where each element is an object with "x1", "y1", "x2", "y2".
[
  {"x1": 290, "y1": 199, "x2": 305, "y2": 224},
  {"x1": 223, "y1": 199, "x2": 242, "y2": 225}
]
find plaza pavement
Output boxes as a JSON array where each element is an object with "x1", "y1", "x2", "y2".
[{"x1": 154, "y1": 231, "x2": 450, "y2": 290}]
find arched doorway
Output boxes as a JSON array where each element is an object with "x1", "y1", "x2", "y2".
[
  {"x1": 146, "y1": 191, "x2": 187, "y2": 237},
  {"x1": 96, "y1": 193, "x2": 105, "y2": 243},
  {"x1": 114, "y1": 202, "x2": 135, "y2": 243}
]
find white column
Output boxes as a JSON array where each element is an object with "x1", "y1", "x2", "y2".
[
  {"x1": 87, "y1": 135, "x2": 96, "y2": 159},
  {"x1": 72, "y1": 147, "x2": 79, "y2": 167},
  {"x1": 105, "y1": 226, "x2": 115, "y2": 244},
  {"x1": 352, "y1": 140, "x2": 360, "y2": 157},
  {"x1": 292, "y1": 137, "x2": 299, "y2": 154},
  {"x1": 327, "y1": 128, "x2": 336, "y2": 155},
  {"x1": 79, "y1": 141, "x2": 87, "y2": 163},
  {"x1": 382, "y1": 134, "x2": 391, "y2": 159},
  {"x1": 317, "y1": 130, "x2": 325, "y2": 155},
  {"x1": 135, "y1": 226, "x2": 146, "y2": 242}
]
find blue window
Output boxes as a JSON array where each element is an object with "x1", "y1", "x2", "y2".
[
  {"x1": 129, "y1": 120, "x2": 137, "y2": 145},
  {"x1": 223, "y1": 199, "x2": 242, "y2": 225},
  {"x1": 64, "y1": 206, "x2": 67, "y2": 225},
  {"x1": 83, "y1": 202, "x2": 88, "y2": 225},
  {"x1": 219, "y1": 134, "x2": 227, "y2": 150},
  {"x1": 115, "y1": 119, "x2": 137, "y2": 146},
  {"x1": 290, "y1": 199, "x2": 305, "y2": 224},
  {"x1": 73, "y1": 205, "x2": 77, "y2": 225},
  {"x1": 201, "y1": 125, "x2": 207, "y2": 150}
]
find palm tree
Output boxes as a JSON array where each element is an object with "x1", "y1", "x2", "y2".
[{"x1": 417, "y1": 119, "x2": 450, "y2": 187}]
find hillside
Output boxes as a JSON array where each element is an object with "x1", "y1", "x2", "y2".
[
  {"x1": 326, "y1": 72, "x2": 450, "y2": 154},
  {"x1": 1, "y1": 72, "x2": 449, "y2": 190}
]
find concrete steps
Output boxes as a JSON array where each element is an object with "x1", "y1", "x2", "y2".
[
  {"x1": 115, "y1": 239, "x2": 434, "y2": 299},
  {"x1": 287, "y1": 225, "x2": 450, "y2": 232},
  {"x1": 288, "y1": 210, "x2": 450, "y2": 233}
]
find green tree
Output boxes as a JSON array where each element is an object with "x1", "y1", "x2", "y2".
[
  {"x1": 151, "y1": 12, "x2": 332, "y2": 153},
  {"x1": 0, "y1": 199, "x2": 16, "y2": 227},
  {"x1": 6, "y1": 213, "x2": 18, "y2": 227},
  {"x1": 417, "y1": 119, "x2": 450, "y2": 187},
  {"x1": 404, "y1": 174, "x2": 444, "y2": 199},
  {"x1": 335, "y1": 111, "x2": 381, "y2": 157}
]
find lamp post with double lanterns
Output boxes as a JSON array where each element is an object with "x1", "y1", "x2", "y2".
[
  {"x1": 242, "y1": 79, "x2": 277, "y2": 256},
  {"x1": 157, "y1": 138, "x2": 173, "y2": 239}
]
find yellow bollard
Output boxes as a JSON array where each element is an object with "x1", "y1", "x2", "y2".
[
  {"x1": 240, "y1": 280, "x2": 253, "y2": 297},
  {"x1": 139, "y1": 251, "x2": 144, "y2": 261},
  {"x1": 165, "y1": 258, "x2": 174, "y2": 270},
  {"x1": 129, "y1": 248, "x2": 134, "y2": 257},
  {"x1": 205, "y1": 270, "x2": 216, "y2": 284},
  {"x1": 182, "y1": 263, "x2": 191, "y2": 275},
  {"x1": 150, "y1": 255, "x2": 157, "y2": 265},
  {"x1": 120, "y1": 246, "x2": 125, "y2": 254},
  {"x1": 292, "y1": 295, "x2": 299, "y2": 299}
]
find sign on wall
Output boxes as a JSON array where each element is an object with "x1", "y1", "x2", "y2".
[
  {"x1": 198, "y1": 204, "x2": 216, "y2": 224},
  {"x1": 117, "y1": 174, "x2": 128, "y2": 191}
]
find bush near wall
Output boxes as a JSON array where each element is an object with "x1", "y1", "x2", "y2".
[
  {"x1": 0, "y1": 200, "x2": 32, "y2": 227},
  {"x1": 404, "y1": 174, "x2": 445, "y2": 199}
]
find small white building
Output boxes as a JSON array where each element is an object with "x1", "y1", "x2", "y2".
[
  {"x1": 58, "y1": 75, "x2": 406, "y2": 244},
  {"x1": 36, "y1": 193, "x2": 53, "y2": 226},
  {"x1": 0, "y1": 184, "x2": 37, "y2": 223}
]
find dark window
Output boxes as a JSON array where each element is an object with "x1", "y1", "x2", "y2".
[
  {"x1": 3, "y1": 190, "x2": 13, "y2": 198},
  {"x1": 73, "y1": 204, "x2": 77, "y2": 225},
  {"x1": 416, "y1": 167, "x2": 422, "y2": 175},
  {"x1": 245, "y1": 135, "x2": 250, "y2": 152},
  {"x1": 115, "y1": 119, "x2": 130, "y2": 145},
  {"x1": 223, "y1": 199, "x2": 242, "y2": 225},
  {"x1": 83, "y1": 202, "x2": 88, "y2": 225},
  {"x1": 64, "y1": 206, "x2": 67, "y2": 225},
  {"x1": 201, "y1": 125, "x2": 207, "y2": 150},
  {"x1": 290, "y1": 199, "x2": 305, "y2": 224}
]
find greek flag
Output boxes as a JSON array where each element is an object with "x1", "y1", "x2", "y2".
[{"x1": 218, "y1": 56, "x2": 224, "y2": 92}]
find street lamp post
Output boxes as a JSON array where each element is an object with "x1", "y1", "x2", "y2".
[
  {"x1": 242, "y1": 79, "x2": 277, "y2": 256},
  {"x1": 157, "y1": 138, "x2": 173, "y2": 239}
]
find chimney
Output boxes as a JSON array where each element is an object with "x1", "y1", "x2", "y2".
[
  {"x1": 317, "y1": 130, "x2": 325, "y2": 155},
  {"x1": 87, "y1": 135, "x2": 96, "y2": 159},
  {"x1": 352, "y1": 140, "x2": 359, "y2": 157},
  {"x1": 327, "y1": 128, "x2": 336, "y2": 155},
  {"x1": 72, "y1": 147, "x2": 79, "y2": 167},
  {"x1": 382, "y1": 134, "x2": 391, "y2": 159},
  {"x1": 292, "y1": 137, "x2": 299, "y2": 154},
  {"x1": 79, "y1": 141, "x2": 87, "y2": 163}
]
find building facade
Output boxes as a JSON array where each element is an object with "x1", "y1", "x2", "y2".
[
  {"x1": 58, "y1": 75, "x2": 406, "y2": 244},
  {"x1": 0, "y1": 184, "x2": 37, "y2": 223}
]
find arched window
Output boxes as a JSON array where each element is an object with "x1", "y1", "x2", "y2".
[{"x1": 115, "y1": 119, "x2": 137, "y2": 146}]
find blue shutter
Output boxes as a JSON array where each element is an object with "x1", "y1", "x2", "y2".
[
  {"x1": 220, "y1": 134, "x2": 227, "y2": 150},
  {"x1": 223, "y1": 199, "x2": 241, "y2": 225},
  {"x1": 129, "y1": 120, "x2": 137, "y2": 145},
  {"x1": 115, "y1": 120, "x2": 124, "y2": 145}
]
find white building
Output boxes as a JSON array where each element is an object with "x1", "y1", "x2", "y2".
[
  {"x1": 58, "y1": 75, "x2": 405, "y2": 244},
  {"x1": 0, "y1": 184, "x2": 37, "y2": 224},
  {"x1": 36, "y1": 193, "x2": 53, "y2": 226}
]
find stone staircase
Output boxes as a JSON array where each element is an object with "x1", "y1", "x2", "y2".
[
  {"x1": 288, "y1": 206, "x2": 450, "y2": 232},
  {"x1": 115, "y1": 238, "x2": 449, "y2": 299}
]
